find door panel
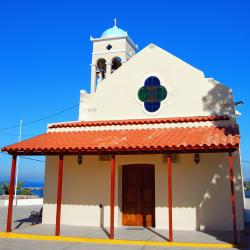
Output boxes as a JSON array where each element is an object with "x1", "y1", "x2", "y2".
[
  {"x1": 122, "y1": 164, "x2": 155, "y2": 227},
  {"x1": 141, "y1": 166, "x2": 155, "y2": 227},
  {"x1": 122, "y1": 166, "x2": 141, "y2": 226},
  {"x1": 126, "y1": 188, "x2": 138, "y2": 203}
]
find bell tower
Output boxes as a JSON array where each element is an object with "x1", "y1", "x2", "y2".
[{"x1": 90, "y1": 19, "x2": 138, "y2": 93}]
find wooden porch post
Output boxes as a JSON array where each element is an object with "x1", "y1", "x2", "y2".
[
  {"x1": 55, "y1": 155, "x2": 64, "y2": 236},
  {"x1": 6, "y1": 155, "x2": 17, "y2": 232},
  {"x1": 167, "y1": 154, "x2": 173, "y2": 242},
  {"x1": 228, "y1": 151, "x2": 237, "y2": 244},
  {"x1": 110, "y1": 155, "x2": 115, "y2": 239}
]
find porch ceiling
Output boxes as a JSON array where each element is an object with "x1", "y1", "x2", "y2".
[{"x1": 1, "y1": 125, "x2": 239, "y2": 155}]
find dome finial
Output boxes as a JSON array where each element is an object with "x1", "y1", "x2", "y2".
[{"x1": 114, "y1": 18, "x2": 117, "y2": 27}]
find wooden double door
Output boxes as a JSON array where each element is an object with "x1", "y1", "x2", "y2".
[{"x1": 122, "y1": 164, "x2": 155, "y2": 227}]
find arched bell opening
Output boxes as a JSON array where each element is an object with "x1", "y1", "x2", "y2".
[
  {"x1": 111, "y1": 57, "x2": 122, "y2": 73},
  {"x1": 96, "y1": 58, "x2": 107, "y2": 81}
]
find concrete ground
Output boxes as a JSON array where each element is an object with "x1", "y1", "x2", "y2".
[
  {"x1": 11, "y1": 224, "x2": 244, "y2": 244},
  {"x1": 0, "y1": 204, "x2": 249, "y2": 249}
]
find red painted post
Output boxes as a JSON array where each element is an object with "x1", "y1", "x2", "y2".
[
  {"x1": 55, "y1": 155, "x2": 64, "y2": 236},
  {"x1": 6, "y1": 155, "x2": 17, "y2": 232},
  {"x1": 167, "y1": 154, "x2": 173, "y2": 242},
  {"x1": 110, "y1": 155, "x2": 115, "y2": 239},
  {"x1": 228, "y1": 151, "x2": 237, "y2": 244}
]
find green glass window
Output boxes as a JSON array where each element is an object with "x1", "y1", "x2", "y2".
[{"x1": 138, "y1": 76, "x2": 167, "y2": 112}]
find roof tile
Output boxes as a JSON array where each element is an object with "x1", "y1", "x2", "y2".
[
  {"x1": 48, "y1": 115, "x2": 229, "y2": 129},
  {"x1": 1, "y1": 125, "x2": 239, "y2": 155}
]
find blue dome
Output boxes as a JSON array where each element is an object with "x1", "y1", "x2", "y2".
[{"x1": 101, "y1": 25, "x2": 126, "y2": 38}]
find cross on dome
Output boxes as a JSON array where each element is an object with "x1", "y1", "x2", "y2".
[{"x1": 101, "y1": 19, "x2": 127, "y2": 38}]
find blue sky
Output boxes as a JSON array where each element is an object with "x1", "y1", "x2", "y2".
[{"x1": 0, "y1": 1, "x2": 249, "y2": 181}]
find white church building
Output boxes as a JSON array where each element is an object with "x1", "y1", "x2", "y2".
[{"x1": 2, "y1": 22, "x2": 245, "y2": 244}]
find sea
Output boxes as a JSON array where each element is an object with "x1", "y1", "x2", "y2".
[
  {"x1": 0, "y1": 181, "x2": 44, "y2": 197},
  {"x1": 0, "y1": 181, "x2": 249, "y2": 199}
]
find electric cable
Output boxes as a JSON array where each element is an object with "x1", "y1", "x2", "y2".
[
  {"x1": 0, "y1": 152, "x2": 45, "y2": 162},
  {"x1": 0, "y1": 103, "x2": 79, "y2": 131}
]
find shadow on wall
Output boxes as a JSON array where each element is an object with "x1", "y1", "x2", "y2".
[
  {"x1": 156, "y1": 153, "x2": 243, "y2": 231},
  {"x1": 202, "y1": 78, "x2": 235, "y2": 116},
  {"x1": 153, "y1": 153, "x2": 243, "y2": 244},
  {"x1": 43, "y1": 156, "x2": 106, "y2": 205}
]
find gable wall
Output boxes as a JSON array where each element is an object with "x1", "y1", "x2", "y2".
[{"x1": 79, "y1": 44, "x2": 235, "y2": 121}]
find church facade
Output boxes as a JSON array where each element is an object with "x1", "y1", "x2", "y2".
[{"x1": 2, "y1": 22, "x2": 245, "y2": 243}]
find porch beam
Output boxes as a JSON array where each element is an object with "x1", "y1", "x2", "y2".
[
  {"x1": 5, "y1": 147, "x2": 237, "y2": 156},
  {"x1": 110, "y1": 155, "x2": 115, "y2": 239},
  {"x1": 167, "y1": 154, "x2": 173, "y2": 242},
  {"x1": 55, "y1": 155, "x2": 64, "y2": 236},
  {"x1": 6, "y1": 155, "x2": 17, "y2": 232},
  {"x1": 228, "y1": 151, "x2": 237, "y2": 244}
]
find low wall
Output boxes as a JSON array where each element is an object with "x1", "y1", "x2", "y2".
[{"x1": 0, "y1": 198, "x2": 43, "y2": 207}]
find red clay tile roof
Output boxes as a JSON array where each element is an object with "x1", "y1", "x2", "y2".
[
  {"x1": 48, "y1": 115, "x2": 230, "y2": 129},
  {"x1": 1, "y1": 125, "x2": 239, "y2": 155}
]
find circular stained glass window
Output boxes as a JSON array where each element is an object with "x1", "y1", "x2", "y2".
[{"x1": 138, "y1": 76, "x2": 167, "y2": 112}]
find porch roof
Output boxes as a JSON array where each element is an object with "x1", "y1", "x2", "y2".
[{"x1": 1, "y1": 125, "x2": 239, "y2": 155}]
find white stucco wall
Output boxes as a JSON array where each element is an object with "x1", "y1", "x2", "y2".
[{"x1": 42, "y1": 152, "x2": 244, "y2": 231}]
